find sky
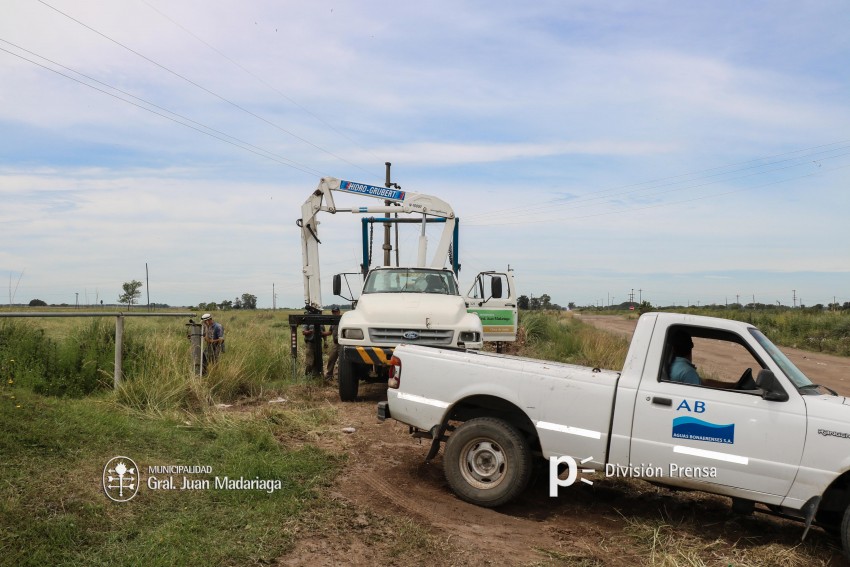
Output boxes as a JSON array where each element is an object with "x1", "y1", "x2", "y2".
[{"x1": 1, "y1": 0, "x2": 849, "y2": 309}]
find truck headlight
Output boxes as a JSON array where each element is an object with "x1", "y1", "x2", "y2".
[
  {"x1": 459, "y1": 331, "x2": 480, "y2": 343},
  {"x1": 342, "y1": 328, "x2": 364, "y2": 340}
]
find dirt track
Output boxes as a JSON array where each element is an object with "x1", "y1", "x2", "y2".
[{"x1": 280, "y1": 316, "x2": 850, "y2": 566}]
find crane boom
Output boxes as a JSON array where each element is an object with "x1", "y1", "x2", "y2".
[{"x1": 299, "y1": 177, "x2": 457, "y2": 310}]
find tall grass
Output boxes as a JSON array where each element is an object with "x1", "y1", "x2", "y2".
[
  {"x1": 1, "y1": 311, "x2": 309, "y2": 414},
  {"x1": 520, "y1": 311, "x2": 630, "y2": 370},
  {"x1": 0, "y1": 318, "x2": 120, "y2": 396},
  {"x1": 116, "y1": 312, "x2": 301, "y2": 413}
]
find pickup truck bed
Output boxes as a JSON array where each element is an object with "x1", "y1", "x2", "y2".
[{"x1": 387, "y1": 347, "x2": 620, "y2": 471}]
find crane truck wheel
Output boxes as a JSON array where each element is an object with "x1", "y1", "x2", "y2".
[
  {"x1": 338, "y1": 355, "x2": 359, "y2": 402},
  {"x1": 443, "y1": 417, "x2": 532, "y2": 507},
  {"x1": 842, "y1": 503, "x2": 850, "y2": 561}
]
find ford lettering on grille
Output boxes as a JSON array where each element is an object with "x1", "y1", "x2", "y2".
[{"x1": 370, "y1": 328, "x2": 453, "y2": 346}]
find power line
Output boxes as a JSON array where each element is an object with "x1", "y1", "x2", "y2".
[
  {"x1": 466, "y1": 160, "x2": 850, "y2": 226},
  {"x1": 0, "y1": 41, "x2": 325, "y2": 176},
  {"x1": 35, "y1": 0, "x2": 380, "y2": 181},
  {"x1": 465, "y1": 140, "x2": 850, "y2": 223},
  {"x1": 140, "y1": 0, "x2": 385, "y2": 178}
]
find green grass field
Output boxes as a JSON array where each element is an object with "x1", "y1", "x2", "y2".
[
  {"x1": 0, "y1": 309, "x2": 339, "y2": 566},
  {"x1": 0, "y1": 307, "x2": 846, "y2": 565}
]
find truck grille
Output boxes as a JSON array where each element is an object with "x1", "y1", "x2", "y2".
[{"x1": 368, "y1": 328, "x2": 454, "y2": 346}]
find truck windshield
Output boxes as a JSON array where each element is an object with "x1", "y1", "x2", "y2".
[
  {"x1": 362, "y1": 269, "x2": 459, "y2": 295},
  {"x1": 748, "y1": 328, "x2": 814, "y2": 389}
]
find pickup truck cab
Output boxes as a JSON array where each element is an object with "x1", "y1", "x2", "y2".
[{"x1": 379, "y1": 312, "x2": 850, "y2": 558}]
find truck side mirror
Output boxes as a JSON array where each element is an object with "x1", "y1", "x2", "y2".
[
  {"x1": 490, "y1": 277, "x2": 503, "y2": 299},
  {"x1": 756, "y1": 369, "x2": 789, "y2": 402},
  {"x1": 333, "y1": 274, "x2": 342, "y2": 296}
]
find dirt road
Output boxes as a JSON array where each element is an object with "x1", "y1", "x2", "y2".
[{"x1": 280, "y1": 317, "x2": 850, "y2": 566}]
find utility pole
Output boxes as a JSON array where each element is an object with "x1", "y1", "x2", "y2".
[
  {"x1": 75, "y1": 292, "x2": 79, "y2": 309},
  {"x1": 793, "y1": 289, "x2": 797, "y2": 308},
  {"x1": 272, "y1": 283, "x2": 276, "y2": 310},
  {"x1": 383, "y1": 163, "x2": 396, "y2": 267}
]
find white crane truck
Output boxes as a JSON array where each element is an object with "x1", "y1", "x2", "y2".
[
  {"x1": 296, "y1": 175, "x2": 517, "y2": 401},
  {"x1": 379, "y1": 312, "x2": 850, "y2": 558}
]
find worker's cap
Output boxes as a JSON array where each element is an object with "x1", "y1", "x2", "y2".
[
  {"x1": 669, "y1": 329, "x2": 694, "y2": 351},
  {"x1": 201, "y1": 313, "x2": 212, "y2": 321},
  {"x1": 331, "y1": 305, "x2": 341, "y2": 313}
]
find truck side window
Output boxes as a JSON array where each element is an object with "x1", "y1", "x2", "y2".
[{"x1": 662, "y1": 326, "x2": 766, "y2": 391}]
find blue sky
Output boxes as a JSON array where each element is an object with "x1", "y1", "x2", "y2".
[{"x1": 1, "y1": 0, "x2": 848, "y2": 308}]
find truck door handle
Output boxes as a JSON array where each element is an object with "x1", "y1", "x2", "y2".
[{"x1": 652, "y1": 397, "x2": 672, "y2": 406}]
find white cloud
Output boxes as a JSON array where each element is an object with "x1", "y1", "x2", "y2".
[{"x1": 2, "y1": 1, "x2": 849, "y2": 307}]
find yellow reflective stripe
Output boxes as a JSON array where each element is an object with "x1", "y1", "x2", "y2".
[
  {"x1": 355, "y1": 347, "x2": 373, "y2": 364},
  {"x1": 371, "y1": 348, "x2": 391, "y2": 365},
  {"x1": 353, "y1": 347, "x2": 394, "y2": 365}
]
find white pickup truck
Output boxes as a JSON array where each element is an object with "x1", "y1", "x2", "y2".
[{"x1": 378, "y1": 312, "x2": 850, "y2": 558}]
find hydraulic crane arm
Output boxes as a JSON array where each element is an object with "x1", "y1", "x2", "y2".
[{"x1": 299, "y1": 177, "x2": 456, "y2": 311}]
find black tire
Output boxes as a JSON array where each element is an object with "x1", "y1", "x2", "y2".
[
  {"x1": 338, "y1": 355, "x2": 359, "y2": 402},
  {"x1": 842, "y1": 504, "x2": 850, "y2": 561},
  {"x1": 443, "y1": 417, "x2": 532, "y2": 507}
]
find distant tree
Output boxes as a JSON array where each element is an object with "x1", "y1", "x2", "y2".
[
  {"x1": 28, "y1": 299, "x2": 47, "y2": 307},
  {"x1": 233, "y1": 297, "x2": 243, "y2": 309},
  {"x1": 118, "y1": 280, "x2": 143, "y2": 309},
  {"x1": 219, "y1": 299, "x2": 233, "y2": 310},
  {"x1": 568, "y1": 302, "x2": 576, "y2": 310},
  {"x1": 241, "y1": 293, "x2": 258, "y2": 310},
  {"x1": 540, "y1": 294, "x2": 552, "y2": 309},
  {"x1": 517, "y1": 295, "x2": 529, "y2": 310}
]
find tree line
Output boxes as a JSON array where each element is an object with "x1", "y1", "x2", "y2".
[{"x1": 517, "y1": 294, "x2": 574, "y2": 311}]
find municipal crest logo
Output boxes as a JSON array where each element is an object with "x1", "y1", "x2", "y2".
[{"x1": 103, "y1": 456, "x2": 140, "y2": 502}]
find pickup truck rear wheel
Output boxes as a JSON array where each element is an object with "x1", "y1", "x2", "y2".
[
  {"x1": 842, "y1": 504, "x2": 850, "y2": 560},
  {"x1": 444, "y1": 417, "x2": 532, "y2": 507}
]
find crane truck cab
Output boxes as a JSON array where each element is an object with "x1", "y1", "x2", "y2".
[
  {"x1": 295, "y1": 175, "x2": 518, "y2": 401},
  {"x1": 334, "y1": 266, "x2": 488, "y2": 400}
]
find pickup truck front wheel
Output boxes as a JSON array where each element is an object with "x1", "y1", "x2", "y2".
[
  {"x1": 842, "y1": 504, "x2": 850, "y2": 560},
  {"x1": 444, "y1": 417, "x2": 532, "y2": 507}
]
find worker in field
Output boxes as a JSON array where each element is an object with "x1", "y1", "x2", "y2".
[
  {"x1": 302, "y1": 313, "x2": 330, "y2": 378},
  {"x1": 201, "y1": 313, "x2": 225, "y2": 371},
  {"x1": 325, "y1": 306, "x2": 341, "y2": 382}
]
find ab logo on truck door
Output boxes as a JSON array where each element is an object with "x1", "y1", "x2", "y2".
[
  {"x1": 676, "y1": 399, "x2": 706, "y2": 413},
  {"x1": 672, "y1": 399, "x2": 735, "y2": 445}
]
